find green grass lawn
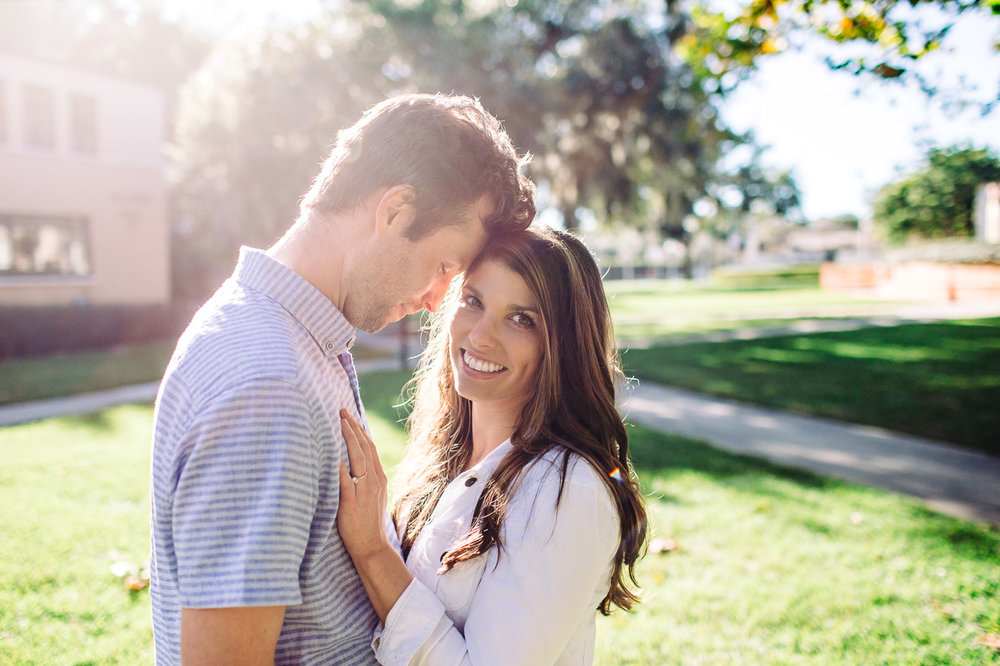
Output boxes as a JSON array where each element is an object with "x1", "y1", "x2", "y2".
[
  {"x1": 623, "y1": 318, "x2": 1000, "y2": 456},
  {"x1": 0, "y1": 405, "x2": 155, "y2": 664},
  {"x1": 2, "y1": 370, "x2": 997, "y2": 664},
  {"x1": 0, "y1": 340, "x2": 390, "y2": 406},
  {"x1": 605, "y1": 280, "x2": 900, "y2": 341},
  {"x1": 0, "y1": 341, "x2": 177, "y2": 406}
]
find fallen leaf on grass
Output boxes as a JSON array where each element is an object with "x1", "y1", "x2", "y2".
[
  {"x1": 108, "y1": 551, "x2": 150, "y2": 594},
  {"x1": 124, "y1": 574, "x2": 149, "y2": 592},
  {"x1": 649, "y1": 537, "x2": 678, "y2": 554},
  {"x1": 977, "y1": 634, "x2": 1000, "y2": 650}
]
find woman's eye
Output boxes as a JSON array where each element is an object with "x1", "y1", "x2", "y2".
[
  {"x1": 512, "y1": 313, "x2": 536, "y2": 328},
  {"x1": 460, "y1": 294, "x2": 482, "y2": 309}
]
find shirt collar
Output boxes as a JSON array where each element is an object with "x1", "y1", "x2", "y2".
[
  {"x1": 232, "y1": 246, "x2": 355, "y2": 357},
  {"x1": 461, "y1": 438, "x2": 515, "y2": 480}
]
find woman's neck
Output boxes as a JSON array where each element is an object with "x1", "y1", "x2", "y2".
[{"x1": 466, "y1": 402, "x2": 520, "y2": 470}]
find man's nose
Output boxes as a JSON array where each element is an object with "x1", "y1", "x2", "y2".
[{"x1": 422, "y1": 275, "x2": 451, "y2": 313}]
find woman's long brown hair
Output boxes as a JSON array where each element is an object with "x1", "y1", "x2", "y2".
[{"x1": 392, "y1": 225, "x2": 648, "y2": 614}]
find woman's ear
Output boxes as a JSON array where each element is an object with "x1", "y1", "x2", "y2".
[{"x1": 374, "y1": 185, "x2": 417, "y2": 239}]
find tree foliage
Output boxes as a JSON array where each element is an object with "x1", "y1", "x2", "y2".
[
  {"x1": 681, "y1": 0, "x2": 1000, "y2": 103},
  {"x1": 873, "y1": 146, "x2": 1000, "y2": 242}
]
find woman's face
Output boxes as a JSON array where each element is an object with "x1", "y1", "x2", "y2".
[{"x1": 449, "y1": 258, "x2": 544, "y2": 414}]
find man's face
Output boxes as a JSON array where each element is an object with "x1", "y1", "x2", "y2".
[{"x1": 344, "y1": 196, "x2": 493, "y2": 333}]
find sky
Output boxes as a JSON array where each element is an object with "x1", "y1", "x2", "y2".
[
  {"x1": 718, "y1": 12, "x2": 1000, "y2": 221},
  {"x1": 166, "y1": 0, "x2": 1000, "y2": 222}
]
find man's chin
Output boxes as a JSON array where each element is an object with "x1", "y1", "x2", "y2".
[
  {"x1": 358, "y1": 320, "x2": 388, "y2": 334},
  {"x1": 349, "y1": 303, "x2": 409, "y2": 333},
  {"x1": 356, "y1": 311, "x2": 400, "y2": 334}
]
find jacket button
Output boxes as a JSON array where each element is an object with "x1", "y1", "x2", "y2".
[{"x1": 465, "y1": 476, "x2": 477, "y2": 487}]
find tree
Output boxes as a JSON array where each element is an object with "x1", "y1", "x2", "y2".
[
  {"x1": 161, "y1": 0, "x2": 812, "y2": 283},
  {"x1": 679, "y1": 0, "x2": 1000, "y2": 108},
  {"x1": 873, "y1": 146, "x2": 1000, "y2": 242}
]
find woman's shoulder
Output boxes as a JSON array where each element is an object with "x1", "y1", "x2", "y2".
[
  {"x1": 505, "y1": 444, "x2": 620, "y2": 545},
  {"x1": 517, "y1": 445, "x2": 615, "y2": 508}
]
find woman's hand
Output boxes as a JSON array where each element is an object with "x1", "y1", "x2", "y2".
[
  {"x1": 337, "y1": 410, "x2": 412, "y2": 623},
  {"x1": 337, "y1": 410, "x2": 391, "y2": 562}
]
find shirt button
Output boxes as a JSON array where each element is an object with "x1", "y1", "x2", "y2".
[
  {"x1": 325, "y1": 341, "x2": 334, "y2": 351},
  {"x1": 465, "y1": 477, "x2": 477, "y2": 487}
]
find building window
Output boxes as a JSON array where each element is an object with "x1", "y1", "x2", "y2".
[
  {"x1": 23, "y1": 84, "x2": 56, "y2": 149},
  {"x1": 0, "y1": 214, "x2": 91, "y2": 277},
  {"x1": 70, "y1": 93, "x2": 98, "y2": 154}
]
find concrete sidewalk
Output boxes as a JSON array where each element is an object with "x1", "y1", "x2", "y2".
[
  {"x1": 623, "y1": 381, "x2": 1000, "y2": 527},
  {"x1": 0, "y1": 357, "x2": 406, "y2": 428}
]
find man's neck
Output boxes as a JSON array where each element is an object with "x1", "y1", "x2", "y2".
[{"x1": 268, "y1": 211, "x2": 349, "y2": 309}]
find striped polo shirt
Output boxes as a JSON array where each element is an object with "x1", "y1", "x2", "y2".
[{"x1": 150, "y1": 247, "x2": 379, "y2": 665}]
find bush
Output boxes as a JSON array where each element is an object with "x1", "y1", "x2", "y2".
[
  {"x1": 0, "y1": 301, "x2": 199, "y2": 360},
  {"x1": 873, "y1": 146, "x2": 1000, "y2": 243}
]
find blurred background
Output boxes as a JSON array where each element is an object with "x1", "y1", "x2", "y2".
[
  {"x1": 1, "y1": 0, "x2": 998, "y2": 327},
  {"x1": 1, "y1": 1, "x2": 999, "y2": 663}
]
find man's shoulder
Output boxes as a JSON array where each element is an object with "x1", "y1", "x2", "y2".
[{"x1": 163, "y1": 283, "x2": 309, "y2": 402}]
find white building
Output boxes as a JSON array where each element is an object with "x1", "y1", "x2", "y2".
[{"x1": 0, "y1": 51, "x2": 169, "y2": 305}]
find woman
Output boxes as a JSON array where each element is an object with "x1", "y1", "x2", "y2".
[{"x1": 337, "y1": 225, "x2": 647, "y2": 665}]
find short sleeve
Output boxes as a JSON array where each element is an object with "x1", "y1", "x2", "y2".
[{"x1": 172, "y1": 378, "x2": 320, "y2": 608}]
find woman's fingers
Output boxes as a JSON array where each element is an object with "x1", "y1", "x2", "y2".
[
  {"x1": 351, "y1": 418, "x2": 386, "y2": 485},
  {"x1": 340, "y1": 411, "x2": 389, "y2": 494},
  {"x1": 336, "y1": 413, "x2": 391, "y2": 564},
  {"x1": 340, "y1": 410, "x2": 368, "y2": 479},
  {"x1": 338, "y1": 461, "x2": 354, "y2": 497}
]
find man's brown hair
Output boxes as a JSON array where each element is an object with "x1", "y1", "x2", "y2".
[{"x1": 301, "y1": 93, "x2": 535, "y2": 238}]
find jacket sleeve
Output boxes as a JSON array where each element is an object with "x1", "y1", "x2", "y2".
[{"x1": 374, "y1": 460, "x2": 620, "y2": 665}]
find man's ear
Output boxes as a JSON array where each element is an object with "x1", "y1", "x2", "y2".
[{"x1": 374, "y1": 185, "x2": 417, "y2": 239}]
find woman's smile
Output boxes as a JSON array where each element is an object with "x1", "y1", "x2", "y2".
[{"x1": 461, "y1": 349, "x2": 507, "y2": 375}]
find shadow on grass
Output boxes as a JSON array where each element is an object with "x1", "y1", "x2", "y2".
[
  {"x1": 57, "y1": 410, "x2": 117, "y2": 432},
  {"x1": 625, "y1": 319, "x2": 1000, "y2": 456},
  {"x1": 907, "y1": 505, "x2": 1000, "y2": 562},
  {"x1": 629, "y1": 423, "x2": 1000, "y2": 562},
  {"x1": 628, "y1": 423, "x2": 833, "y2": 488}
]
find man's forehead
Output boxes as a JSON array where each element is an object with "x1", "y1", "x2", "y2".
[{"x1": 456, "y1": 220, "x2": 489, "y2": 269}]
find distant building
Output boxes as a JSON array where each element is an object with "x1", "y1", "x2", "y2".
[
  {"x1": 975, "y1": 182, "x2": 1000, "y2": 244},
  {"x1": 0, "y1": 52, "x2": 168, "y2": 306}
]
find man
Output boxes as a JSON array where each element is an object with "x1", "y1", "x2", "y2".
[{"x1": 150, "y1": 93, "x2": 535, "y2": 665}]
